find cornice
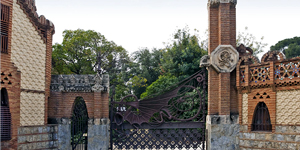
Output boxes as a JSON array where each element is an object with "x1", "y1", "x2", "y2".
[
  {"x1": 208, "y1": 0, "x2": 237, "y2": 8},
  {"x1": 16, "y1": 0, "x2": 55, "y2": 43}
]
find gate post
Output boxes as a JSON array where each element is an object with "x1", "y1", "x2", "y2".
[
  {"x1": 87, "y1": 74, "x2": 110, "y2": 149},
  {"x1": 201, "y1": 0, "x2": 240, "y2": 149},
  {"x1": 87, "y1": 118, "x2": 110, "y2": 150},
  {"x1": 57, "y1": 118, "x2": 71, "y2": 150}
]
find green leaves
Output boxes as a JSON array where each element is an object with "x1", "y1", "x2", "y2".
[
  {"x1": 270, "y1": 36, "x2": 300, "y2": 59},
  {"x1": 52, "y1": 29, "x2": 129, "y2": 75},
  {"x1": 161, "y1": 26, "x2": 207, "y2": 81},
  {"x1": 140, "y1": 74, "x2": 178, "y2": 99}
]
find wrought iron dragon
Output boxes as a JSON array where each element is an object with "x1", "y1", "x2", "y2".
[{"x1": 111, "y1": 69, "x2": 207, "y2": 127}]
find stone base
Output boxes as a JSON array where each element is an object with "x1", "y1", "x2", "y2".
[
  {"x1": 239, "y1": 125, "x2": 300, "y2": 149},
  {"x1": 88, "y1": 118, "x2": 110, "y2": 150},
  {"x1": 17, "y1": 125, "x2": 58, "y2": 150},
  {"x1": 206, "y1": 115, "x2": 240, "y2": 150},
  {"x1": 57, "y1": 118, "x2": 71, "y2": 150}
]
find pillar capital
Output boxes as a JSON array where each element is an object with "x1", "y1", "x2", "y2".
[{"x1": 208, "y1": 0, "x2": 237, "y2": 7}]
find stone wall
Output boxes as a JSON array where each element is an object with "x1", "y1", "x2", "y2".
[
  {"x1": 17, "y1": 125, "x2": 58, "y2": 150},
  {"x1": 88, "y1": 118, "x2": 110, "y2": 150},
  {"x1": 206, "y1": 115, "x2": 240, "y2": 150},
  {"x1": 56, "y1": 118, "x2": 71, "y2": 150},
  {"x1": 239, "y1": 125, "x2": 300, "y2": 149}
]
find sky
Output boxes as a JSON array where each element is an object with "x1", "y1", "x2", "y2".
[{"x1": 35, "y1": 0, "x2": 300, "y2": 58}]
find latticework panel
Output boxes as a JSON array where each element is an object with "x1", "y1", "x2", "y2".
[
  {"x1": 112, "y1": 127, "x2": 205, "y2": 150},
  {"x1": 240, "y1": 69, "x2": 246, "y2": 84},
  {"x1": 249, "y1": 67, "x2": 270, "y2": 84},
  {"x1": 275, "y1": 61, "x2": 300, "y2": 80}
]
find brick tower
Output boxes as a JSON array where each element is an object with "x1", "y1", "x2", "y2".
[{"x1": 200, "y1": 0, "x2": 239, "y2": 149}]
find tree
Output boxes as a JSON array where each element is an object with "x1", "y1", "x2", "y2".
[
  {"x1": 236, "y1": 27, "x2": 268, "y2": 56},
  {"x1": 270, "y1": 36, "x2": 300, "y2": 59},
  {"x1": 52, "y1": 29, "x2": 130, "y2": 75},
  {"x1": 161, "y1": 26, "x2": 207, "y2": 80},
  {"x1": 52, "y1": 29, "x2": 131, "y2": 99},
  {"x1": 127, "y1": 48, "x2": 164, "y2": 98},
  {"x1": 140, "y1": 74, "x2": 178, "y2": 99},
  {"x1": 140, "y1": 27, "x2": 207, "y2": 99}
]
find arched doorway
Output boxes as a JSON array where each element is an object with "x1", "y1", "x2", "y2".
[
  {"x1": 251, "y1": 102, "x2": 272, "y2": 131},
  {"x1": 71, "y1": 97, "x2": 88, "y2": 150},
  {"x1": 1, "y1": 88, "x2": 11, "y2": 141}
]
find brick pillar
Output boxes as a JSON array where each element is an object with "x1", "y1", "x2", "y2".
[
  {"x1": 206, "y1": 1, "x2": 239, "y2": 149},
  {"x1": 45, "y1": 28, "x2": 54, "y2": 124},
  {"x1": 94, "y1": 92, "x2": 102, "y2": 118}
]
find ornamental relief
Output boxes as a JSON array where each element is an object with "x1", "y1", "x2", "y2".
[
  {"x1": 210, "y1": 45, "x2": 239, "y2": 73},
  {"x1": 218, "y1": 50, "x2": 234, "y2": 68}
]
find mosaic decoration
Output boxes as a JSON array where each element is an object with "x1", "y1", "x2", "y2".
[
  {"x1": 274, "y1": 61, "x2": 300, "y2": 80},
  {"x1": 249, "y1": 67, "x2": 270, "y2": 83}
]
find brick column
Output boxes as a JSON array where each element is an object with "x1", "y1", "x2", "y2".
[
  {"x1": 219, "y1": 72, "x2": 230, "y2": 115},
  {"x1": 94, "y1": 92, "x2": 102, "y2": 118},
  {"x1": 206, "y1": 1, "x2": 239, "y2": 149}
]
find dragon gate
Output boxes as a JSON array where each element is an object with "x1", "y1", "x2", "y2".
[{"x1": 110, "y1": 68, "x2": 207, "y2": 150}]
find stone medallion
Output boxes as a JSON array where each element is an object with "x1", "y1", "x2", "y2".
[{"x1": 210, "y1": 45, "x2": 239, "y2": 73}]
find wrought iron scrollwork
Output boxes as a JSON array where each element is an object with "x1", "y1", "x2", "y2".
[
  {"x1": 112, "y1": 69, "x2": 206, "y2": 126},
  {"x1": 110, "y1": 68, "x2": 207, "y2": 149}
]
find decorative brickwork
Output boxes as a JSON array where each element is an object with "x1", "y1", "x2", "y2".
[
  {"x1": 275, "y1": 61, "x2": 300, "y2": 80},
  {"x1": 49, "y1": 74, "x2": 110, "y2": 121},
  {"x1": 242, "y1": 93, "x2": 248, "y2": 124},
  {"x1": 237, "y1": 49, "x2": 300, "y2": 149},
  {"x1": 11, "y1": 0, "x2": 46, "y2": 91},
  {"x1": 276, "y1": 90, "x2": 300, "y2": 125},
  {"x1": 20, "y1": 92, "x2": 45, "y2": 126},
  {"x1": 1, "y1": 0, "x2": 54, "y2": 149}
]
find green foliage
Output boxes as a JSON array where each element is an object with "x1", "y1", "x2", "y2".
[
  {"x1": 161, "y1": 27, "x2": 207, "y2": 81},
  {"x1": 52, "y1": 29, "x2": 131, "y2": 100},
  {"x1": 128, "y1": 48, "x2": 164, "y2": 98},
  {"x1": 270, "y1": 36, "x2": 300, "y2": 59},
  {"x1": 140, "y1": 74, "x2": 178, "y2": 99},
  {"x1": 236, "y1": 27, "x2": 268, "y2": 56},
  {"x1": 52, "y1": 29, "x2": 130, "y2": 75}
]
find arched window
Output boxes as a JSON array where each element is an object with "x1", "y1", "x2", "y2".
[
  {"x1": 251, "y1": 102, "x2": 272, "y2": 131},
  {"x1": 1, "y1": 88, "x2": 11, "y2": 141}
]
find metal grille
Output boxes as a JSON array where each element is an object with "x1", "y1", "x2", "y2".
[
  {"x1": 251, "y1": 102, "x2": 272, "y2": 131},
  {"x1": 1, "y1": 4, "x2": 10, "y2": 53},
  {"x1": 71, "y1": 97, "x2": 88, "y2": 150},
  {"x1": 1, "y1": 88, "x2": 11, "y2": 141},
  {"x1": 112, "y1": 123, "x2": 205, "y2": 149},
  {"x1": 110, "y1": 69, "x2": 207, "y2": 150}
]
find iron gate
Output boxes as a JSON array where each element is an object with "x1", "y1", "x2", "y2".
[
  {"x1": 71, "y1": 97, "x2": 88, "y2": 150},
  {"x1": 110, "y1": 69, "x2": 207, "y2": 150}
]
